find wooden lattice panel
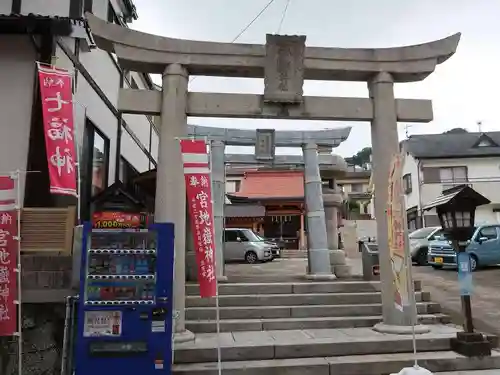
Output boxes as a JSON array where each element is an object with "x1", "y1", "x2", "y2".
[{"x1": 20, "y1": 207, "x2": 76, "y2": 254}]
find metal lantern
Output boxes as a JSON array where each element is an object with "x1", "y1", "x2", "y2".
[
  {"x1": 423, "y1": 184, "x2": 491, "y2": 358},
  {"x1": 424, "y1": 184, "x2": 489, "y2": 242}
]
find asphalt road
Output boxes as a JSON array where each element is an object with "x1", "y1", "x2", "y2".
[{"x1": 412, "y1": 264, "x2": 500, "y2": 336}]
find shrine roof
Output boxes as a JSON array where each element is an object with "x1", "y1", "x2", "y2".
[{"x1": 228, "y1": 170, "x2": 304, "y2": 200}]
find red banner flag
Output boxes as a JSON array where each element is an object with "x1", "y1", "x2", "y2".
[
  {"x1": 180, "y1": 140, "x2": 217, "y2": 298},
  {"x1": 38, "y1": 64, "x2": 77, "y2": 196},
  {"x1": 0, "y1": 176, "x2": 18, "y2": 336}
]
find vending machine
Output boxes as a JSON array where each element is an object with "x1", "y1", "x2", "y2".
[{"x1": 74, "y1": 212, "x2": 174, "y2": 375}]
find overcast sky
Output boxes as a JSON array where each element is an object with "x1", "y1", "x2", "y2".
[{"x1": 129, "y1": 0, "x2": 498, "y2": 157}]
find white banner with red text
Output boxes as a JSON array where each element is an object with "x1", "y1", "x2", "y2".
[
  {"x1": 38, "y1": 63, "x2": 78, "y2": 197},
  {"x1": 180, "y1": 139, "x2": 217, "y2": 298},
  {"x1": 0, "y1": 176, "x2": 18, "y2": 336}
]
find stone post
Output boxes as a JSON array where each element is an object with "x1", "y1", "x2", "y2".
[
  {"x1": 302, "y1": 143, "x2": 336, "y2": 280},
  {"x1": 210, "y1": 140, "x2": 228, "y2": 282},
  {"x1": 323, "y1": 186, "x2": 351, "y2": 278},
  {"x1": 369, "y1": 72, "x2": 425, "y2": 333},
  {"x1": 155, "y1": 63, "x2": 194, "y2": 343}
]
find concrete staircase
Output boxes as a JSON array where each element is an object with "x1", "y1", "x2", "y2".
[
  {"x1": 280, "y1": 249, "x2": 307, "y2": 258},
  {"x1": 185, "y1": 280, "x2": 447, "y2": 333},
  {"x1": 176, "y1": 280, "x2": 500, "y2": 374}
]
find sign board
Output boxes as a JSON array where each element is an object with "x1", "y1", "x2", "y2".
[
  {"x1": 457, "y1": 252, "x2": 473, "y2": 296},
  {"x1": 92, "y1": 211, "x2": 147, "y2": 229},
  {"x1": 255, "y1": 129, "x2": 276, "y2": 161},
  {"x1": 83, "y1": 311, "x2": 122, "y2": 337}
]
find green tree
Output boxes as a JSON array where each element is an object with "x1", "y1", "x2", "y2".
[{"x1": 345, "y1": 147, "x2": 372, "y2": 167}]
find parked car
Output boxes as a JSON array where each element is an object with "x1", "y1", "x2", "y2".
[
  {"x1": 409, "y1": 226, "x2": 444, "y2": 266},
  {"x1": 428, "y1": 224, "x2": 500, "y2": 271},
  {"x1": 254, "y1": 234, "x2": 281, "y2": 258},
  {"x1": 223, "y1": 228, "x2": 278, "y2": 263}
]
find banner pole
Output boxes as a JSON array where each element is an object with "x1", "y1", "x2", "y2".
[
  {"x1": 72, "y1": 101, "x2": 86, "y2": 223},
  {"x1": 12, "y1": 170, "x2": 22, "y2": 375},
  {"x1": 207, "y1": 138, "x2": 222, "y2": 375}
]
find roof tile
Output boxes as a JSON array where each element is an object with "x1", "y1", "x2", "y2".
[{"x1": 232, "y1": 170, "x2": 304, "y2": 199}]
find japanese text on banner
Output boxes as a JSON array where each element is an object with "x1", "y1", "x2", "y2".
[
  {"x1": 0, "y1": 177, "x2": 18, "y2": 337},
  {"x1": 181, "y1": 140, "x2": 217, "y2": 298},
  {"x1": 387, "y1": 153, "x2": 410, "y2": 312},
  {"x1": 38, "y1": 64, "x2": 78, "y2": 197}
]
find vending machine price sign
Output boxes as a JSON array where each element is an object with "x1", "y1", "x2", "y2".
[
  {"x1": 92, "y1": 211, "x2": 147, "y2": 229},
  {"x1": 75, "y1": 221, "x2": 175, "y2": 375}
]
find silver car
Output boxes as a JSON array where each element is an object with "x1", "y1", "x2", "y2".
[
  {"x1": 223, "y1": 228, "x2": 276, "y2": 263},
  {"x1": 409, "y1": 226, "x2": 443, "y2": 266}
]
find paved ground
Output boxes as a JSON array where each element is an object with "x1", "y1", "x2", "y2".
[
  {"x1": 411, "y1": 264, "x2": 500, "y2": 337},
  {"x1": 224, "y1": 257, "x2": 500, "y2": 337}
]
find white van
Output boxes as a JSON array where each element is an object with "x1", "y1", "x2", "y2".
[{"x1": 223, "y1": 228, "x2": 277, "y2": 263}]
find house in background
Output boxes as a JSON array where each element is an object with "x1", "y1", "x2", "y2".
[
  {"x1": 226, "y1": 169, "x2": 306, "y2": 250},
  {"x1": 224, "y1": 167, "x2": 266, "y2": 229},
  {"x1": 401, "y1": 129, "x2": 500, "y2": 230},
  {"x1": 336, "y1": 165, "x2": 373, "y2": 218}
]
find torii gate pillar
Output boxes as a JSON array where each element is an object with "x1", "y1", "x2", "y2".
[{"x1": 154, "y1": 63, "x2": 195, "y2": 343}]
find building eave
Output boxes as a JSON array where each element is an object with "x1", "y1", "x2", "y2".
[{"x1": 0, "y1": 14, "x2": 86, "y2": 35}]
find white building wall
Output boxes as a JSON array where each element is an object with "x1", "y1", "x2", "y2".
[
  {"x1": 20, "y1": 0, "x2": 70, "y2": 17},
  {"x1": 418, "y1": 157, "x2": 500, "y2": 224},
  {"x1": 55, "y1": 11, "x2": 157, "y2": 181},
  {"x1": 402, "y1": 153, "x2": 420, "y2": 210},
  {"x1": 0, "y1": 1, "x2": 155, "y2": 209},
  {"x1": 0, "y1": 36, "x2": 37, "y2": 204},
  {"x1": 225, "y1": 177, "x2": 243, "y2": 203}
]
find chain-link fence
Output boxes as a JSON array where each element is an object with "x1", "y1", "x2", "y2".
[{"x1": 0, "y1": 304, "x2": 66, "y2": 375}]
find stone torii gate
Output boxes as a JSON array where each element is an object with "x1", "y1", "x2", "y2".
[
  {"x1": 86, "y1": 13, "x2": 460, "y2": 341},
  {"x1": 186, "y1": 125, "x2": 350, "y2": 283}
]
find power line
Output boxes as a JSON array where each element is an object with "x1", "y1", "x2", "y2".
[
  {"x1": 230, "y1": 0, "x2": 278, "y2": 43},
  {"x1": 276, "y1": 0, "x2": 291, "y2": 34},
  {"x1": 190, "y1": 0, "x2": 277, "y2": 84}
]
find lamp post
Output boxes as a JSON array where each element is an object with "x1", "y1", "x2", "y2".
[{"x1": 423, "y1": 184, "x2": 491, "y2": 357}]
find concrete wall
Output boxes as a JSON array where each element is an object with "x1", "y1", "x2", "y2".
[
  {"x1": 340, "y1": 219, "x2": 377, "y2": 259},
  {"x1": 0, "y1": 36, "x2": 37, "y2": 204}
]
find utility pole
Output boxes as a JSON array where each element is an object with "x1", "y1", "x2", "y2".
[{"x1": 477, "y1": 121, "x2": 482, "y2": 133}]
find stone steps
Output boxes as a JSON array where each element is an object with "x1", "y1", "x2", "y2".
[
  {"x1": 186, "y1": 291, "x2": 429, "y2": 308},
  {"x1": 173, "y1": 349, "x2": 500, "y2": 375},
  {"x1": 436, "y1": 371, "x2": 500, "y2": 374},
  {"x1": 186, "y1": 281, "x2": 422, "y2": 296},
  {"x1": 280, "y1": 250, "x2": 307, "y2": 258},
  {"x1": 174, "y1": 327, "x2": 457, "y2": 364},
  {"x1": 186, "y1": 313, "x2": 450, "y2": 333},
  {"x1": 186, "y1": 302, "x2": 440, "y2": 320}
]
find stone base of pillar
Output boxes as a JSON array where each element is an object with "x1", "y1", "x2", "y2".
[
  {"x1": 329, "y1": 249, "x2": 346, "y2": 264},
  {"x1": 329, "y1": 249, "x2": 351, "y2": 278},
  {"x1": 217, "y1": 275, "x2": 229, "y2": 283},
  {"x1": 372, "y1": 323, "x2": 430, "y2": 335},
  {"x1": 304, "y1": 273, "x2": 337, "y2": 281},
  {"x1": 332, "y1": 264, "x2": 351, "y2": 278},
  {"x1": 174, "y1": 329, "x2": 195, "y2": 343}
]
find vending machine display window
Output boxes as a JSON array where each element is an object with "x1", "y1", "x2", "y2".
[{"x1": 84, "y1": 230, "x2": 158, "y2": 306}]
